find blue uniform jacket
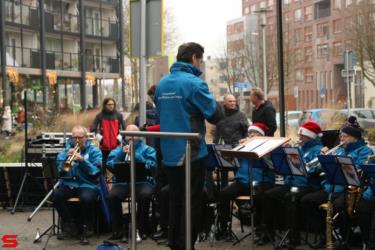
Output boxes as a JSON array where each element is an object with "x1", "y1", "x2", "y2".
[
  {"x1": 57, "y1": 139, "x2": 102, "y2": 191},
  {"x1": 154, "y1": 62, "x2": 222, "y2": 167},
  {"x1": 322, "y1": 139, "x2": 374, "y2": 193},
  {"x1": 106, "y1": 140, "x2": 157, "y2": 186},
  {"x1": 236, "y1": 158, "x2": 275, "y2": 185},
  {"x1": 284, "y1": 138, "x2": 323, "y2": 188}
]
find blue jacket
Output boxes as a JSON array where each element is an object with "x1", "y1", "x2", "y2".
[
  {"x1": 154, "y1": 62, "x2": 222, "y2": 167},
  {"x1": 236, "y1": 158, "x2": 275, "y2": 185},
  {"x1": 57, "y1": 139, "x2": 102, "y2": 191},
  {"x1": 106, "y1": 140, "x2": 157, "y2": 186},
  {"x1": 284, "y1": 138, "x2": 323, "y2": 188},
  {"x1": 322, "y1": 139, "x2": 374, "y2": 193}
]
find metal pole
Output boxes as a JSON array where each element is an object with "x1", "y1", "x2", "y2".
[
  {"x1": 139, "y1": 0, "x2": 147, "y2": 126},
  {"x1": 346, "y1": 50, "x2": 351, "y2": 114},
  {"x1": 0, "y1": 0, "x2": 8, "y2": 107},
  {"x1": 79, "y1": 0, "x2": 86, "y2": 111},
  {"x1": 262, "y1": 13, "x2": 268, "y2": 100},
  {"x1": 130, "y1": 140, "x2": 136, "y2": 250},
  {"x1": 276, "y1": 0, "x2": 286, "y2": 136},
  {"x1": 119, "y1": 0, "x2": 126, "y2": 109},
  {"x1": 28, "y1": 181, "x2": 60, "y2": 221},
  {"x1": 185, "y1": 140, "x2": 191, "y2": 250},
  {"x1": 39, "y1": 0, "x2": 47, "y2": 108}
]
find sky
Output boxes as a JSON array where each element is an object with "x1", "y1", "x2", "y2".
[{"x1": 166, "y1": 0, "x2": 242, "y2": 58}]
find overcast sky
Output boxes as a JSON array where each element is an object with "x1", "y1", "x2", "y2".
[{"x1": 166, "y1": 0, "x2": 242, "y2": 58}]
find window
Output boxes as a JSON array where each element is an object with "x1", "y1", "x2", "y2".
[
  {"x1": 285, "y1": 13, "x2": 290, "y2": 23},
  {"x1": 305, "y1": 68, "x2": 313, "y2": 82},
  {"x1": 317, "y1": 44, "x2": 329, "y2": 58},
  {"x1": 260, "y1": 1, "x2": 266, "y2": 9},
  {"x1": 294, "y1": 28, "x2": 303, "y2": 43},
  {"x1": 333, "y1": 19, "x2": 342, "y2": 33},
  {"x1": 295, "y1": 48, "x2": 303, "y2": 62},
  {"x1": 334, "y1": 0, "x2": 341, "y2": 9},
  {"x1": 244, "y1": 7, "x2": 250, "y2": 15},
  {"x1": 251, "y1": 4, "x2": 256, "y2": 13},
  {"x1": 333, "y1": 42, "x2": 343, "y2": 56},
  {"x1": 294, "y1": 9, "x2": 302, "y2": 22},
  {"x1": 304, "y1": 6, "x2": 313, "y2": 21},
  {"x1": 284, "y1": 0, "x2": 291, "y2": 5},
  {"x1": 304, "y1": 47, "x2": 313, "y2": 62},
  {"x1": 296, "y1": 69, "x2": 304, "y2": 81},
  {"x1": 317, "y1": 22, "x2": 329, "y2": 38},
  {"x1": 346, "y1": 0, "x2": 352, "y2": 7},
  {"x1": 304, "y1": 26, "x2": 313, "y2": 42},
  {"x1": 268, "y1": 0, "x2": 274, "y2": 7}
]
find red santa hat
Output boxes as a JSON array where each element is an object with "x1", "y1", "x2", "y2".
[
  {"x1": 248, "y1": 122, "x2": 269, "y2": 136},
  {"x1": 298, "y1": 121, "x2": 323, "y2": 139}
]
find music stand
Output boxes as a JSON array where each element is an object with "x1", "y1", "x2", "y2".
[
  {"x1": 270, "y1": 147, "x2": 308, "y2": 249},
  {"x1": 112, "y1": 162, "x2": 150, "y2": 183},
  {"x1": 318, "y1": 154, "x2": 361, "y2": 249}
]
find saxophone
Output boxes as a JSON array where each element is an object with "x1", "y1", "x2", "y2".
[
  {"x1": 345, "y1": 185, "x2": 362, "y2": 217},
  {"x1": 326, "y1": 193, "x2": 334, "y2": 250}
]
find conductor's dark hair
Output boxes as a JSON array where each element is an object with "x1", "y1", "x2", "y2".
[{"x1": 176, "y1": 42, "x2": 204, "y2": 63}]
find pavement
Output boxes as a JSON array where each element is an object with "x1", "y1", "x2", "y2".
[{"x1": 0, "y1": 208, "x2": 272, "y2": 250}]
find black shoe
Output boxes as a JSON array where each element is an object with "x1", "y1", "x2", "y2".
[
  {"x1": 152, "y1": 228, "x2": 167, "y2": 240},
  {"x1": 108, "y1": 232, "x2": 123, "y2": 241}
]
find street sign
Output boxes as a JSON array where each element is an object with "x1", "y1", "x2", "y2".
[
  {"x1": 341, "y1": 69, "x2": 355, "y2": 78},
  {"x1": 234, "y1": 82, "x2": 249, "y2": 89}
]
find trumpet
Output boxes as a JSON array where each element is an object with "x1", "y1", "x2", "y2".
[
  {"x1": 61, "y1": 144, "x2": 80, "y2": 175},
  {"x1": 305, "y1": 142, "x2": 343, "y2": 172}
]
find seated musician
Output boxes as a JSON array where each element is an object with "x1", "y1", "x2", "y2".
[
  {"x1": 53, "y1": 125, "x2": 102, "y2": 241},
  {"x1": 357, "y1": 155, "x2": 375, "y2": 249},
  {"x1": 300, "y1": 116, "x2": 374, "y2": 248},
  {"x1": 106, "y1": 124, "x2": 157, "y2": 242},
  {"x1": 262, "y1": 121, "x2": 323, "y2": 246},
  {"x1": 217, "y1": 122, "x2": 275, "y2": 240}
]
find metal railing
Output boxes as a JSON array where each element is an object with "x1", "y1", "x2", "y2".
[
  {"x1": 86, "y1": 55, "x2": 119, "y2": 73},
  {"x1": 5, "y1": 46, "x2": 39, "y2": 68},
  {"x1": 45, "y1": 11, "x2": 80, "y2": 33},
  {"x1": 45, "y1": 51, "x2": 80, "y2": 71},
  {"x1": 5, "y1": 0, "x2": 38, "y2": 26},
  {"x1": 119, "y1": 131, "x2": 201, "y2": 250},
  {"x1": 85, "y1": 16, "x2": 118, "y2": 37}
]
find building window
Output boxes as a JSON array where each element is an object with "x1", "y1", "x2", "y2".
[
  {"x1": 333, "y1": 19, "x2": 342, "y2": 33},
  {"x1": 295, "y1": 48, "x2": 303, "y2": 62},
  {"x1": 284, "y1": 0, "x2": 291, "y2": 5},
  {"x1": 333, "y1": 42, "x2": 343, "y2": 56},
  {"x1": 315, "y1": 0, "x2": 331, "y2": 19},
  {"x1": 268, "y1": 0, "x2": 274, "y2": 7},
  {"x1": 304, "y1": 46, "x2": 313, "y2": 62},
  {"x1": 304, "y1": 6, "x2": 313, "y2": 21},
  {"x1": 296, "y1": 69, "x2": 304, "y2": 81},
  {"x1": 251, "y1": 4, "x2": 256, "y2": 13},
  {"x1": 260, "y1": 1, "x2": 266, "y2": 9},
  {"x1": 346, "y1": 0, "x2": 352, "y2": 7},
  {"x1": 305, "y1": 68, "x2": 313, "y2": 82},
  {"x1": 294, "y1": 29, "x2": 303, "y2": 43},
  {"x1": 285, "y1": 13, "x2": 290, "y2": 23},
  {"x1": 294, "y1": 9, "x2": 302, "y2": 22},
  {"x1": 317, "y1": 22, "x2": 329, "y2": 39},
  {"x1": 244, "y1": 7, "x2": 250, "y2": 15},
  {"x1": 304, "y1": 26, "x2": 313, "y2": 42},
  {"x1": 317, "y1": 44, "x2": 329, "y2": 59},
  {"x1": 334, "y1": 0, "x2": 342, "y2": 9}
]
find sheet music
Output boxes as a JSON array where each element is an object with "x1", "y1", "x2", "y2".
[
  {"x1": 251, "y1": 138, "x2": 288, "y2": 157},
  {"x1": 240, "y1": 138, "x2": 268, "y2": 152},
  {"x1": 283, "y1": 147, "x2": 307, "y2": 176},
  {"x1": 337, "y1": 156, "x2": 360, "y2": 186}
]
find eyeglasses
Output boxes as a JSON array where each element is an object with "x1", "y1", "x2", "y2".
[
  {"x1": 72, "y1": 136, "x2": 85, "y2": 140},
  {"x1": 106, "y1": 103, "x2": 115, "y2": 106}
]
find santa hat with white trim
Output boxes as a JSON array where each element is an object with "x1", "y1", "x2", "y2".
[
  {"x1": 298, "y1": 121, "x2": 323, "y2": 139},
  {"x1": 248, "y1": 122, "x2": 269, "y2": 136}
]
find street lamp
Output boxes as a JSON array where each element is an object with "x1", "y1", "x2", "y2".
[{"x1": 253, "y1": 8, "x2": 272, "y2": 99}]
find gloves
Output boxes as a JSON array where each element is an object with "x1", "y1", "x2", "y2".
[
  {"x1": 95, "y1": 133, "x2": 103, "y2": 143},
  {"x1": 363, "y1": 187, "x2": 373, "y2": 200},
  {"x1": 117, "y1": 134, "x2": 123, "y2": 143},
  {"x1": 139, "y1": 123, "x2": 148, "y2": 131}
]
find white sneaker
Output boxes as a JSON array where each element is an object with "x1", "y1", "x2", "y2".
[{"x1": 136, "y1": 230, "x2": 142, "y2": 243}]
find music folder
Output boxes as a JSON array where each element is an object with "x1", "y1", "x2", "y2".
[
  {"x1": 220, "y1": 136, "x2": 291, "y2": 159},
  {"x1": 112, "y1": 162, "x2": 150, "y2": 183},
  {"x1": 271, "y1": 147, "x2": 307, "y2": 176}
]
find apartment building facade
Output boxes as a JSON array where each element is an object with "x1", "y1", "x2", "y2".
[
  {"x1": 0, "y1": 0, "x2": 124, "y2": 111},
  {"x1": 242, "y1": 0, "x2": 354, "y2": 110}
]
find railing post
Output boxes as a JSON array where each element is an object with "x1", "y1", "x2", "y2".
[
  {"x1": 185, "y1": 140, "x2": 191, "y2": 250},
  {"x1": 129, "y1": 140, "x2": 137, "y2": 250}
]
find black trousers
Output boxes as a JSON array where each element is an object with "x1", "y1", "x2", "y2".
[
  {"x1": 166, "y1": 158, "x2": 206, "y2": 250},
  {"x1": 53, "y1": 186, "x2": 98, "y2": 227},
  {"x1": 108, "y1": 183, "x2": 154, "y2": 234},
  {"x1": 263, "y1": 186, "x2": 311, "y2": 236},
  {"x1": 158, "y1": 184, "x2": 170, "y2": 229},
  {"x1": 357, "y1": 198, "x2": 375, "y2": 248}
]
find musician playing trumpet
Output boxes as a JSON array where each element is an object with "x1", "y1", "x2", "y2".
[
  {"x1": 300, "y1": 116, "x2": 373, "y2": 248},
  {"x1": 53, "y1": 125, "x2": 103, "y2": 241}
]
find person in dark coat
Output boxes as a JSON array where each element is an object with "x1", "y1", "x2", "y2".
[
  {"x1": 250, "y1": 87, "x2": 277, "y2": 136},
  {"x1": 214, "y1": 94, "x2": 249, "y2": 145}
]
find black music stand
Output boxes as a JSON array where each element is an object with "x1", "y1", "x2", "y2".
[
  {"x1": 112, "y1": 162, "x2": 150, "y2": 183},
  {"x1": 270, "y1": 147, "x2": 308, "y2": 250},
  {"x1": 318, "y1": 154, "x2": 361, "y2": 249}
]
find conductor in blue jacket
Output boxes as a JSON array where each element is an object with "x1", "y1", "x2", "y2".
[
  {"x1": 154, "y1": 42, "x2": 223, "y2": 250},
  {"x1": 54, "y1": 125, "x2": 102, "y2": 239}
]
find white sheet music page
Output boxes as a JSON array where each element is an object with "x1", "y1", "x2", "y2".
[{"x1": 251, "y1": 137, "x2": 290, "y2": 158}]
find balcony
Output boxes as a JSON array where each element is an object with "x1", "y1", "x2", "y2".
[
  {"x1": 85, "y1": 17, "x2": 118, "y2": 40},
  {"x1": 45, "y1": 12, "x2": 80, "y2": 34},
  {"x1": 6, "y1": 46, "x2": 40, "y2": 68},
  {"x1": 5, "y1": 0, "x2": 39, "y2": 29},
  {"x1": 86, "y1": 0, "x2": 117, "y2": 5},
  {"x1": 86, "y1": 55, "x2": 119, "y2": 73},
  {"x1": 45, "y1": 51, "x2": 80, "y2": 71}
]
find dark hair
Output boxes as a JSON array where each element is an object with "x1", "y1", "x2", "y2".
[
  {"x1": 147, "y1": 85, "x2": 156, "y2": 98},
  {"x1": 176, "y1": 42, "x2": 204, "y2": 63},
  {"x1": 102, "y1": 97, "x2": 117, "y2": 112}
]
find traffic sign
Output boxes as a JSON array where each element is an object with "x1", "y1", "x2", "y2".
[
  {"x1": 234, "y1": 82, "x2": 249, "y2": 89},
  {"x1": 341, "y1": 69, "x2": 355, "y2": 78}
]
